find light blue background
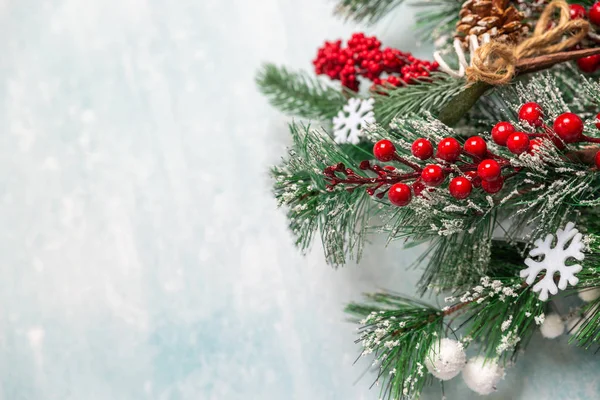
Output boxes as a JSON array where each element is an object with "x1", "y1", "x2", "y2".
[{"x1": 0, "y1": 0, "x2": 598, "y2": 398}]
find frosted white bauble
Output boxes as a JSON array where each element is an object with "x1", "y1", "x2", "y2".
[
  {"x1": 462, "y1": 356, "x2": 505, "y2": 395},
  {"x1": 578, "y1": 288, "x2": 600, "y2": 302},
  {"x1": 424, "y1": 338, "x2": 466, "y2": 380},
  {"x1": 540, "y1": 313, "x2": 564, "y2": 339}
]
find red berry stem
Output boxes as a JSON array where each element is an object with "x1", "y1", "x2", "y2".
[
  {"x1": 580, "y1": 135, "x2": 600, "y2": 144},
  {"x1": 392, "y1": 154, "x2": 422, "y2": 171}
]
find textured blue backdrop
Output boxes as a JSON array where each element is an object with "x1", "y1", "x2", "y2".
[{"x1": 0, "y1": 0, "x2": 598, "y2": 398}]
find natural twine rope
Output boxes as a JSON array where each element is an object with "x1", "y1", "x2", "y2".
[{"x1": 466, "y1": 0, "x2": 589, "y2": 85}]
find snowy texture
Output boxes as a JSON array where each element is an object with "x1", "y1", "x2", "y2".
[
  {"x1": 1, "y1": 1, "x2": 599, "y2": 399},
  {"x1": 332, "y1": 97, "x2": 375, "y2": 144},
  {"x1": 540, "y1": 313, "x2": 565, "y2": 339},
  {"x1": 462, "y1": 356, "x2": 505, "y2": 395},
  {"x1": 520, "y1": 222, "x2": 585, "y2": 301},
  {"x1": 425, "y1": 338, "x2": 466, "y2": 380}
]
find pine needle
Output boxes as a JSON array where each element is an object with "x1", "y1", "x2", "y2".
[{"x1": 256, "y1": 63, "x2": 348, "y2": 121}]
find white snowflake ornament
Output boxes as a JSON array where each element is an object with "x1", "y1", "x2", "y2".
[
  {"x1": 519, "y1": 222, "x2": 585, "y2": 301},
  {"x1": 332, "y1": 97, "x2": 375, "y2": 145}
]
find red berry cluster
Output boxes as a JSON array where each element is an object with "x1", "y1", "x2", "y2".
[
  {"x1": 494, "y1": 102, "x2": 600, "y2": 152},
  {"x1": 313, "y1": 33, "x2": 438, "y2": 91},
  {"x1": 324, "y1": 136, "x2": 515, "y2": 207},
  {"x1": 569, "y1": 2, "x2": 600, "y2": 73},
  {"x1": 323, "y1": 102, "x2": 600, "y2": 207}
]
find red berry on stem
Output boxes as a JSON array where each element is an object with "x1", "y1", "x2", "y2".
[
  {"x1": 373, "y1": 139, "x2": 396, "y2": 161},
  {"x1": 421, "y1": 164, "x2": 445, "y2": 186},
  {"x1": 570, "y1": 4, "x2": 586, "y2": 19},
  {"x1": 590, "y1": 2, "x2": 600, "y2": 25},
  {"x1": 518, "y1": 102, "x2": 543, "y2": 127},
  {"x1": 576, "y1": 55, "x2": 600, "y2": 73},
  {"x1": 595, "y1": 151, "x2": 600, "y2": 169},
  {"x1": 506, "y1": 132, "x2": 530, "y2": 154},
  {"x1": 491, "y1": 121, "x2": 515, "y2": 146},
  {"x1": 437, "y1": 137, "x2": 461, "y2": 162},
  {"x1": 464, "y1": 136, "x2": 488, "y2": 158},
  {"x1": 481, "y1": 176, "x2": 504, "y2": 194},
  {"x1": 449, "y1": 176, "x2": 473, "y2": 200},
  {"x1": 412, "y1": 181, "x2": 426, "y2": 197},
  {"x1": 553, "y1": 112, "x2": 583, "y2": 143},
  {"x1": 528, "y1": 138, "x2": 543, "y2": 153},
  {"x1": 388, "y1": 183, "x2": 412, "y2": 206},
  {"x1": 411, "y1": 138, "x2": 434, "y2": 160},
  {"x1": 596, "y1": 112, "x2": 600, "y2": 130},
  {"x1": 477, "y1": 159, "x2": 501, "y2": 181}
]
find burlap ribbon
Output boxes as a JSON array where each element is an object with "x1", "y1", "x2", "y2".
[{"x1": 466, "y1": 0, "x2": 589, "y2": 85}]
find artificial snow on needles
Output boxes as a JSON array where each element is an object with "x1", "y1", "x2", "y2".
[
  {"x1": 462, "y1": 356, "x2": 505, "y2": 395},
  {"x1": 540, "y1": 313, "x2": 565, "y2": 339},
  {"x1": 332, "y1": 97, "x2": 375, "y2": 145},
  {"x1": 424, "y1": 338, "x2": 466, "y2": 380}
]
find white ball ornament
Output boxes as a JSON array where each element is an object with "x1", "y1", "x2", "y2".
[
  {"x1": 462, "y1": 356, "x2": 505, "y2": 395},
  {"x1": 578, "y1": 288, "x2": 600, "y2": 302},
  {"x1": 424, "y1": 338, "x2": 466, "y2": 380},
  {"x1": 540, "y1": 313, "x2": 565, "y2": 339}
]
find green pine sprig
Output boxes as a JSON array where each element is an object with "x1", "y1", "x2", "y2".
[
  {"x1": 333, "y1": 0, "x2": 405, "y2": 24},
  {"x1": 272, "y1": 123, "x2": 373, "y2": 265},
  {"x1": 256, "y1": 63, "x2": 349, "y2": 121}
]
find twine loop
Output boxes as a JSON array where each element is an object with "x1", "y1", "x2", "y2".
[{"x1": 466, "y1": 0, "x2": 589, "y2": 85}]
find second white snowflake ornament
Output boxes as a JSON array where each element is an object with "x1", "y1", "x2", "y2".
[
  {"x1": 332, "y1": 97, "x2": 375, "y2": 145},
  {"x1": 520, "y1": 222, "x2": 585, "y2": 301}
]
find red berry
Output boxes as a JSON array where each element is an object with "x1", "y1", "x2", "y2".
[
  {"x1": 477, "y1": 159, "x2": 501, "y2": 181},
  {"x1": 553, "y1": 112, "x2": 583, "y2": 143},
  {"x1": 437, "y1": 137, "x2": 461, "y2": 162},
  {"x1": 481, "y1": 176, "x2": 504, "y2": 194},
  {"x1": 388, "y1": 183, "x2": 412, "y2": 206},
  {"x1": 491, "y1": 121, "x2": 515, "y2": 146},
  {"x1": 595, "y1": 150, "x2": 600, "y2": 169},
  {"x1": 373, "y1": 139, "x2": 396, "y2": 161},
  {"x1": 421, "y1": 164, "x2": 445, "y2": 187},
  {"x1": 518, "y1": 102, "x2": 543, "y2": 127},
  {"x1": 590, "y1": 1, "x2": 600, "y2": 25},
  {"x1": 464, "y1": 136, "x2": 488, "y2": 158},
  {"x1": 411, "y1": 138, "x2": 434, "y2": 160},
  {"x1": 449, "y1": 176, "x2": 473, "y2": 200},
  {"x1": 412, "y1": 181, "x2": 426, "y2": 197},
  {"x1": 506, "y1": 132, "x2": 530, "y2": 154},
  {"x1": 528, "y1": 138, "x2": 543, "y2": 153},
  {"x1": 576, "y1": 54, "x2": 600, "y2": 73},
  {"x1": 570, "y1": 4, "x2": 586, "y2": 19},
  {"x1": 596, "y1": 112, "x2": 600, "y2": 130},
  {"x1": 465, "y1": 170, "x2": 481, "y2": 187}
]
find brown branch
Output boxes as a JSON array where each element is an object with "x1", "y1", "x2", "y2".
[{"x1": 517, "y1": 47, "x2": 600, "y2": 74}]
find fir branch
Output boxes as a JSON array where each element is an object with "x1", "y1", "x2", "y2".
[
  {"x1": 414, "y1": 0, "x2": 463, "y2": 49},
  {"x1": 256, "y1": 64, "x2": 348, "y2": 121},
  {"x1": 346, "y1": 294, "x2": 443, "y2": 400},
  {"x1": 334, "y1": 0, "x2": 405, "y2": 24},
  {"x1": 455, "y1": 275, "x2": 544, "y2": 362},
  {"x1": 374, "y1": 73, "x2": 468, "y2": 126},
  {"x1": 273, "y1": 123, "x2": 372, "y2": 266}
]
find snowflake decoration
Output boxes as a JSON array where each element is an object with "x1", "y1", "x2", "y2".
[
  {"x1": 332, "y1": 97, "x2": 375, "y2": 145},
  {"x1": 519, "y1": 222, "x2": 585, "y2": 301}
]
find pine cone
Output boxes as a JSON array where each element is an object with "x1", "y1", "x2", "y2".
[{"x1": 455, "y1": 0, "x2": 529, "y2": 45}]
